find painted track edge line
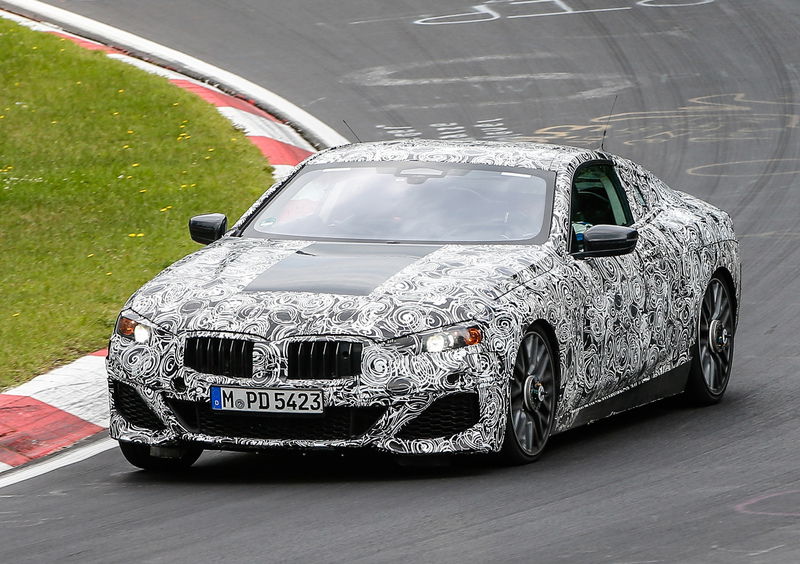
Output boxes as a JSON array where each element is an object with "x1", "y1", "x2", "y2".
[
  {"x1": 0, "y1": 0, "x2": 350, "y2": 150},
  {"x1": 0, "y1": 437, "x2": 116, "y2": 489}
]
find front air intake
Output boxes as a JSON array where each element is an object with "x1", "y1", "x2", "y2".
[
  {"x1": 165, "y1": 398, "x2": 386, "y2": 441},
  {"x1": 112, "y1": 381, "x2": 165, "y2": 431},
  {"x1": 397, "y1": 392, "x2": 480, "y2": 440}
]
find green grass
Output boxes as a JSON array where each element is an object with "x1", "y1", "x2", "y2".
[{"x1": 0, "y1": 19, "x2": 274, "y2": 389}]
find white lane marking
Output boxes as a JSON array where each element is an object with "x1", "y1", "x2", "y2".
[
  {"x1": 2, "y1": 0, "x2": 349, "y2": 148},
  {"x1": 0, "y1": 438, "x2": 116, "y2": 490},
  {"x1": 349, "y1": 13, "x2": 431, "y2": 25},
  {"x1": 638, "y1": 0, "x2": 714, "y2": 6},
  {"x1": 412, "y1": 0, "x2": 712, "y2": 26},
  {"x1": 414, "y1": 5, "x2": 500, "y2": 25},
  {"x1": 748, "y1": 545, "x2": 786, "y2": 557},
  {"x1": 507, "y1": 6, "x2": 632, "y2": 18},
  {"x1": 0, "y1": 463, "x2": 12, "y2": 472},
  {"x1": 414, "y1": 1, "x2": 631, "y2": 25}
]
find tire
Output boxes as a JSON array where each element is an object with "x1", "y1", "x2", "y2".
[
  {"x1": 685, "y1": 274, "x2": 735, "y2": 405},
  {"x1": 501, "y1": 326, "x2": 559, "y2": 464},
  {"x1": 118, "y1": 441, "x2": 202, "y2": 472}
]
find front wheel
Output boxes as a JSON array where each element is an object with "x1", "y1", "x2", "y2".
[
  {"x1": 685, "y1": 275, "x2": 735, "y2": 404},
  {"x1": 119, "y1": 441, "x2": 202, "y2": 472},
  {"x1": 501, "y1": 326, "x2": 558, "y2": 464}
]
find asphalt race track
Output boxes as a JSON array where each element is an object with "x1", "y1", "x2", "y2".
[{"x1": 3, "y1": 1, "x2": 800, "y2": 562}]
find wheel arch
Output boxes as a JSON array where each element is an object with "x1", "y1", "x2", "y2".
[
  {"x1": 523, "y1": 319, "x2": 562, "y2": 395},
  {"x1": 711, "y1": 265, "x2": 738, "y2": 329}
]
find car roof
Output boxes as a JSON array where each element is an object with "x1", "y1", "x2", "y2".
[{"x1": 307, "y1": 139, "x2": 605, "y2": 173}]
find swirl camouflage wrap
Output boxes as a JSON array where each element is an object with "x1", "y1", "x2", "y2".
[{"x1": 106, "y1": 140, "x2": 741, "y2": 462}]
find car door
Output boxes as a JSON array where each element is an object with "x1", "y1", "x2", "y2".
[
  {"x1": 568, "y1": 161, "x2": 652, "y2": 405},
  {"x1": 614, "y1": 159, "x2": 691, "y2": 376}
]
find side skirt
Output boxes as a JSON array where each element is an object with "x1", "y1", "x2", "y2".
[{"x1": 568, "y1": 361, "x2": 691, "y2": 429}]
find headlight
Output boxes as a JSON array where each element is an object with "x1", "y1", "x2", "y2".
[
  {"x1": 388, "y1": 325, "x2": 483, "y2": 354},
  {"x1": 423, "y1": 326, "x2": 482, "y2": 352},
  {"x1": 116, "y1": 314, "x2": 153, "y2": 344}
]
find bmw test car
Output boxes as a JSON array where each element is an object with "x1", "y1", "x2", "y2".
[{"x1": 107, "y1": 139, "x2": 740, "y2": 470}]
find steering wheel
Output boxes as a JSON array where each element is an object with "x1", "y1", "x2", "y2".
[
  {"x1": 575, "y1": 191, "x2": 613, "y2": 225},
  {"x1": 577, "y1": 190, "x2": 610, "y2": 207}
]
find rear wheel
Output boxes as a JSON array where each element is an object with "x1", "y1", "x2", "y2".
[
  {"x1": 501, "y1": 326, "x2": 558, "y2": 464},
  {"x1": 119, "y1": 441, "x2": 202, "y2": 472},
  {"x1": 685, "y1": 275, "x2": 735, "y2": 404}
]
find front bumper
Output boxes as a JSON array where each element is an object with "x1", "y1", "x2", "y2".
[{"x1": 106, "y1": 332, "x2": 507, "y2": 455}]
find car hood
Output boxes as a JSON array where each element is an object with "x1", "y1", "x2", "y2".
[{"x1": 125, "y1": 238, "x2": 556, "y2": 341}]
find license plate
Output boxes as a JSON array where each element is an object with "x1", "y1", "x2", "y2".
[{"x1": 210, "y1": 386, "x2": 323, "y2": 414}]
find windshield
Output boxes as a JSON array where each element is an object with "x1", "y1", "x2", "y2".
[{"x1": 241, "y1": 161, "x2": 555, "y2": 244}]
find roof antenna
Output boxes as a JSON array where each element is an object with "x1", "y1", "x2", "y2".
[
  {"x1": 599, "y1": 95, "x2": 618, "y2": 152},
  {"x1": 342, "y1": 120, "x2": 362, "y2": 143}
]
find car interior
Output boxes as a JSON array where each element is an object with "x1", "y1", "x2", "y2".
[{"x1": 570, "y1": 164, "x2": 632, "y2": 252}]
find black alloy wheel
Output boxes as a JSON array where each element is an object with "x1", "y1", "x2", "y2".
[
  {"x1": 119, "y1": 441, "x2": 203, "y2": 472},
  {"x1": 686, "y1": 275, "x2": 735, "y2": 404},
  {"x1": 501, "y1": 326, "x2": 558, "y2": 464}
]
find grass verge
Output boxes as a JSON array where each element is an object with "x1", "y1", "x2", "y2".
[{"x1": 0, "y1": 19, "x2": 274, "y2": 389}]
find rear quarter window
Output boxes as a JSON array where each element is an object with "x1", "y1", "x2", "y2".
[{"x1": 614, "y1": 159, "x2": 658, "y2": 220}]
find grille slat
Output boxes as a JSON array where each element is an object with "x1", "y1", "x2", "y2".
[
  {"x1": 348, "y1": 343, "x2": 357, "y2": 375},
  {"x1": 300, "y1": 342, "x2": 309, "y2": 379},
  {"x1": 397, "y1": 393, "x2": 481, "y2": 440},
  {"x1": 293, "y1": 343, "x2": 302, "y2": 380},
  {"x1": 339, "y1": 342, "x2": 349, "y2": 377},
  {"x1": 184, "y1": 337, "x2": 254, "y2": 378},
  {"x1": 203, "y1": 340, "x2": 209, "y2": 368},
  {"x1": 322, "y1": 342, "x2": 332, "y2": 380},
  {"x1": 286, "y1": 341, "x2": 362, "y2": 380},
  {"x1": 218, "y1": 338, "x2": 227, "y2": 375},
  {"x1": 225, "y1": 339, "x2": 235, "y2": 376},
  {"x1": 166, "y1": 398, "x2": 385, "y2": 441},
  {"x1": 333, "y1": 342, "x2": 342, "y2": 377},
  {"x1": 309, "y1": 341, "x2": 319, "y2": 379},
  {"x1": 184, "y1": 341, "x2": 195, "y2": 368}
]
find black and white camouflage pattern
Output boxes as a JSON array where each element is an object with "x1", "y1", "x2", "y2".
[{"x1": 106, "y1": 140, "x2": 741, "y2": 455}]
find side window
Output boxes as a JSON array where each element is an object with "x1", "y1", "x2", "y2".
[
  {"x1": 570, "y1": 163, "x2": 633, "y2": 252},
  {"x1": 614, "y1": 160, "x2": 654, "y2": 218}
]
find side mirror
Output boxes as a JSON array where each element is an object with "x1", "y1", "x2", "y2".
[
  {"x1": 574, "y1": 225, "x2": 638, "y2": 259},
  {"x1": 189, "y1": 213, "x2": 227, "y2": 245}
]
